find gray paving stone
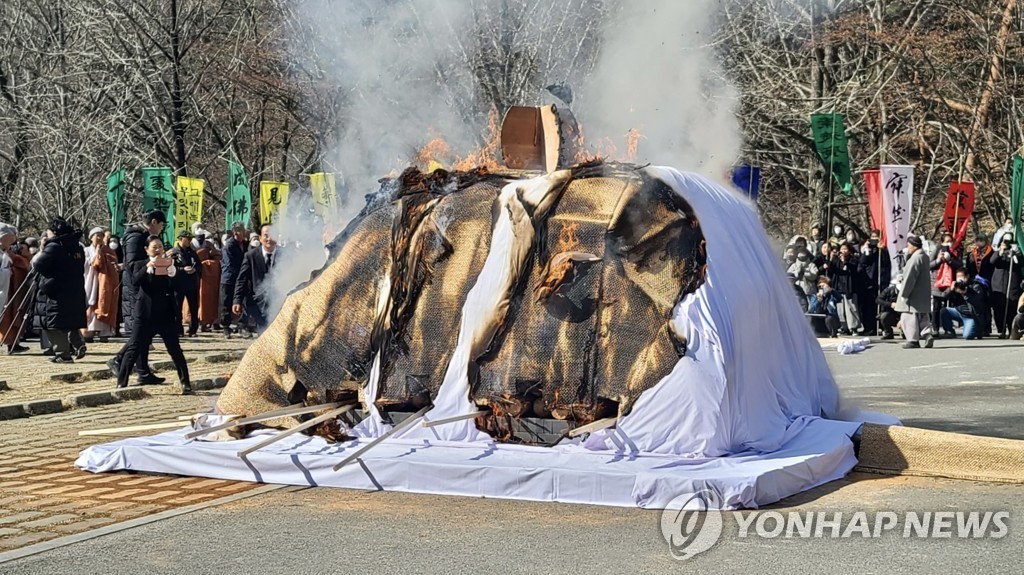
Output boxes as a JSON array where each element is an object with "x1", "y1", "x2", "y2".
[
  {"x1": 66, "y1": 391, "x2": 116, "y2": 408},
  {"x1": 22, "y1": 399, "x2": 64, "y2": 416},
  {"x1": 0, "y1": 403, "x2": 27, "y2": 420}
]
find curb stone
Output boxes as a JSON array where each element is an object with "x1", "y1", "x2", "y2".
[
  {"x1": 0, "y1": 403, "x2": 26, "y2": 420},
  {"x1": 23, "y1": 399, "x2": 63, "y2": 416},
  {"x1": 0, "y1": 374, "x2": 231, "y2": 420}
]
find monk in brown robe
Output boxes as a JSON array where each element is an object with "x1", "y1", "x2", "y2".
[
  {"x1": 1, "y1": 225, "x2": 31, "y2": 353},
  {"x1": 84, "y1": 227, "x2": 120, "y2": 340},
  {"x1": 195, "y1": 233, "x2": 222, "y2": 331}
]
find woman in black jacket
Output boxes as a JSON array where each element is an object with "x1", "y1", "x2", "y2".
[
  {"x1": 32, "y1": 219, "x2": 87, "y2": 363},
  {"x1": 116, "y1": 236, "x2": 191, "y2": 394}
]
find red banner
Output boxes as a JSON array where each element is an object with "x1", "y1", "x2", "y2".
[
  {"x1": 943, "y1": 180, "x2": 975, "y2": 250},
  {"x1": 863, "y1": 170, "x2": 885, "y2": 243}
]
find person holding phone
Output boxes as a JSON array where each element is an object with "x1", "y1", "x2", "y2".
[
  {"x1": 116, "y1": 236, "x2": 191, "y2": 394},
  {"x1": 169, "y1": 230, "x2": 201, "y2": 337}
]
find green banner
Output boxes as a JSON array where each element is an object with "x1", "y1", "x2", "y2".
[
  {"x1": 810, "y1": 113, "x2": 853, "y2": 196},
  {"x1": 141, "y1": 166, "x2": 175, "y2": 246},
  {"x1": 226, "y1": 161, "x2": 252, "y2": 230},
  {"x1": 1012, "y1": 155, "x2": 1024, "y2": 246},
  {"x1": 105, "y1": 168, "x2": 126, "y2": 237}
]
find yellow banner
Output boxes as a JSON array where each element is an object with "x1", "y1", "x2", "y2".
[
  {"x1": 174, "y1": 176, "x2": 205, "y2": 239},
  {"x1": 309, "y1": 173, "x2": 337, "y2": 219},
  {"x1": 259, "y1": 181, "x2": 289, "y2": 225}
]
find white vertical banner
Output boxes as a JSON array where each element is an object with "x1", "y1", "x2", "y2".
[{"x1": 880, "y1": 165, "x2": 914, "y2": 272}]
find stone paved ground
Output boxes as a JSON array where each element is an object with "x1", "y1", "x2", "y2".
[
  {"x1": 0, "y1": 392, "x2": 257, "y2": 551},
  {"x1": 0, "y1": 332, "x2": 250, "y2": 404},
  {"x1": 0, "y1": 333, "x2": 257, "y2": 551}
]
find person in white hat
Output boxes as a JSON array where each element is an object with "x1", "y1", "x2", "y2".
[{"x1": 83, "y1": 226, "x2": 119, "y2": 341}]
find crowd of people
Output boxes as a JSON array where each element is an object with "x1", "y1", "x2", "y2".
[
  {"x1": 785, "y1": 221, "x2": 1024, "y2": 348},
  {"x1": 0, "y1": 210, "x2": 281, "y2": 394}
]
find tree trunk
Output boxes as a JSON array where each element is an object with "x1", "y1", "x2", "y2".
[{"x1": 963, "y1": 0, "x2": 1017, "y2": 179}]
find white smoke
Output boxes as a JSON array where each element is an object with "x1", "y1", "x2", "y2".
[
  {"x1": 268, "y1": 0, "x2": 743, "y2": 318},
  {"x1": 574, "y1": 2, "x2": 741, "y2": 178}
]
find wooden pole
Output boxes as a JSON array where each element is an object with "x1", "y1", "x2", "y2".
[
  {"x1": 332, "y1": 406, "x2": 430, "y2": 471},
  {"x1": 421, "y1": 410, "x2": 486, "y2": 428},
  {"x1": 567, "y1": 417, "x2": 618, "y2": 438},
  {"x1": 184, "y1": 402, "x2": 343, "y2": 440},
  {"x1": 237, "y1": 405, "x2": 354, "y2": 458},
  {"x1": 79, "y1": 422, "x2": 187, "y2": 436}
]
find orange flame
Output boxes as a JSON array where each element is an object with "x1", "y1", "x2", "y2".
[
  {"x1": 625, "y1": 128, "x2": 644, "y2": 162},
  {"x1": 453, "y1": 108, "x2": 502, "y2": 171},
  {"x1": 415, "y1": 138, "x2": 453, "y2": 170}
]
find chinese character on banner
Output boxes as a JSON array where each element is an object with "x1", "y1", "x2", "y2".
[
  {"x1": 259, "y1": 181, "x2": 289, "y2": 225},
  {"x1": 880, "y1": 165, "x2": 914, "y2": 273}
]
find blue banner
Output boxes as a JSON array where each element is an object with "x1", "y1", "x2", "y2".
[{"x1": 731, "y1": 165, "x2": 761, "y2": 202}]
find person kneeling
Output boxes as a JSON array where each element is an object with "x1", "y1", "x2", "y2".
[
  {"x1": 116, "y1": 236, "x2": 191, "y2": 394},
  {"x1": 939, "y1": 271, "x2": 980, "y2": 340}
]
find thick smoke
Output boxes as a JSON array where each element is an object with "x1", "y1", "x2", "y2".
[
  {"x1": 267, "y1": 0, "x2": 742, "y2": 322},
  {"x1": 575, "y1": 2, "x2": 741, "y2": 178}
]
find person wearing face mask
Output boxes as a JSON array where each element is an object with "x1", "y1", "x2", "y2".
[
  {"x1": 809, "y1": 276, "x2": 841, "y2": 338},
  {"x1": 787, "y1": 248, "x2": 819, "y2": 308},
  {"x1": 105, "y1": 234, "x2": 125, "y2": 336},
  {"x1": 83, "y1": 227, "x2": 119, "y2": 342},
  {"x1": 168, "y1": 230, "x2": 201, "y2": 337},
  {"x1": 930, "y1": 239, "x2": 962, "y2": 335},
  {"x1": 828, "y1": 224, "x2": 845, "y2": 249},
  {"x1": 857, "y1": 229, "x2": 890, "y2": 335},
  {"x1": 828, "y1": 242, "x2": 862, "y2": 335},
  {"x1": 116, "y1": 235, "x2": 191, "y2": 394}
]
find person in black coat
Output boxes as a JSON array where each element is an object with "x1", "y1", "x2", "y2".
[
  {"x1": 32, "y1": 218, "x2": 87, "y2": 363},
  {"x1": 827, "y1": 242, "x2": 861, "y2": 334},
  {"x1": 989, "y1": 236, "x2": 1023, "y2": 337},
  {"x1": 220, "y1": 222, "x2": 248, "y2": 338},
  {"x1": 875, "y1": 282, "x2": 900, "y2": 340},
  {"x1": 856, "y1": 230, "x2": 891, "y2": 335},
  {"x1": 116, "y1": 236, "x2": 191, "y2": 394},
  {"x1": 233, "y1": 224, "x2": 278, "y2": 335},
  {"x1": 169, "y1": 230, "x2": 201, "y2": 337},
  {"x1": 109, "y1": 210, "x2": 165, "y2": 382}
]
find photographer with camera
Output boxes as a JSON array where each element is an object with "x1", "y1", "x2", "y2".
[
  {"x1": 939, "y1": 269, "x2": 981, "y2": 340},
  {"x1": 787, "y1": 248, "x2": 819, "y2": 309},
  {"x1": 828, "y1": 242, "x2": 862, "y2": 335},
  {"x1": 858, "y1": 230, "x2": 890, "y2": 335},
  {"x1": 988, "y1": 235, "x2": 1022, "y2": 338},
  {"x1": 930, "y1": 242, "x2": 962, "y2": 335},
  {"x1": 809, "y1": 276, "x2": 842, "y2": 338}
]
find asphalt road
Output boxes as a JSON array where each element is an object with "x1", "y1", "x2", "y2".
[
  {"x1": 828, "y1": 338, "x2": 1024, "y2": 440},
  {"x1": 3, "y1": 340, "x2": 1023, "y2": 573}
]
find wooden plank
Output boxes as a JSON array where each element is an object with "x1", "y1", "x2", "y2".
[
  {"x1": 237, "y1": 404, "x2": 355, "y2": 458},
  {"x1": 567, "y1": 417, "x2": 618, "y2": 438},
  {"x1": 421, "y1": 410, "x2": 486, "y2": 428},
  {"x1": 184, "y1": 402, "x2": 343, "y2": 440},
  {"x1": 332, "y1": 406, "x2": 431, "y2": 471},
  {"x1": 79, "y1": 422, "x2": 186, "y2": 436}
]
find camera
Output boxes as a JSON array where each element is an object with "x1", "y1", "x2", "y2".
[
  {"x1": 954, "y1": 279, "x2": 968, "y2": 291},
  {"x1": 868, "y1": 238, "x2": 879, "y2": 247}
]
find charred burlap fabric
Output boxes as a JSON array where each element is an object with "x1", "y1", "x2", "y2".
[
  {"x1": 217, "y1": 164, "x2": 707, "y2": 440},
  {"x1": 856, "y1": 423, "x2": 1024, "y2": 484}
]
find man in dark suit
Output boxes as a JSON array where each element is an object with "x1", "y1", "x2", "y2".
[
  {"x1": 233, "y1": 224, "x2": 277, "y2": 335},
  {"x1": 108, "y1": 210, "x2": 165, "y2": 383},
  {"x1": 116, "y1": 235, "x2": 191, "y2": 394},
  {"x1": 220, "y1": 221, "x2": 248, "y2": 338}
]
